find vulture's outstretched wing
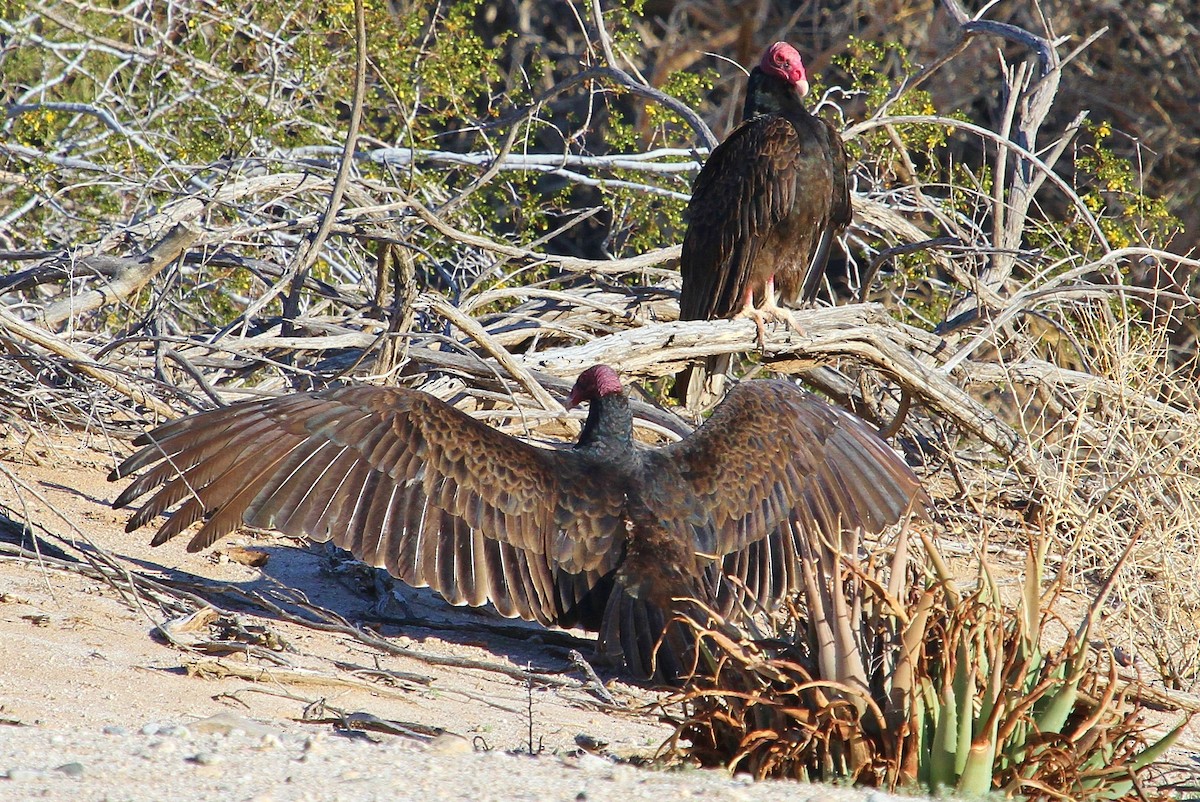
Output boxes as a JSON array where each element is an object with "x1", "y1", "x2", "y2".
[
  {"x1": 656, "y1": 380, "x2": 927, "y2": 612},
  {"x1": 110, "y1": 385, "x2": 625, "y2": 626},
  {"x1": 678, "y1": 115, "x2": 802, "y2": 321}
]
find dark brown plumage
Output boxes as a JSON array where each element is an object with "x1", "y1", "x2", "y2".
[
  {"x1": 111, "y1": 365, "x2": 926, "y2": 681},
  {"x1": 675, "y1": 42, "x2": 852, "y2": 408}
]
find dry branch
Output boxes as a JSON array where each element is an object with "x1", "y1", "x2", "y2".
[
  {"x1": 184, "y1": 657, "x2": 428, "y2": 699},
  {"x1": 40, "y1": 223, "x2": 200, "y2": 328},
  {"x1": 0, "y1": 306, "x2": 175, "y2": 418},
  {"x1": 238, "y1": 0, "x2": 367, "y2": 331},
  {"x1": 512, "y1": 307, "x2": 1037, "y2": 470}
]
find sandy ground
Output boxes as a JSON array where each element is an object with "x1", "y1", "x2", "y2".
[{"x1": 1, "y1": 431, "x2": 1196, "y2": 800}]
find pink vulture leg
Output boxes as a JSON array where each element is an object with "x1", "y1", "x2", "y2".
[
  {"x1": 758, "y1": 276, "x2": 804, "y2": 336},
  {"x1": 732, "y1": 277, "x2": 803, "y2": 349},
  {"x1": 732, "y1": 284, "x2": 769, "y2": 349}
]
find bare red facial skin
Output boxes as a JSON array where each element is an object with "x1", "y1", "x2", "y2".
[
  {"x1": 761, "y1": 42, "x2": 808, "y2": 93},
  {"x1": 566, "y1": 364, "x2": 623, "y2": 409}
]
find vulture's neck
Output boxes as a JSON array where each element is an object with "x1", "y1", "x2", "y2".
[
  {"x1": 743, "y1": 68, "x2": 810, "y2": 122},
  {"x1": 575, "y1": 393, "x2": 634, "y2": 460}
]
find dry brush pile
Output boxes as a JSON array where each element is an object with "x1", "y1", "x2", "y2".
[{"x1": 1, "y1": 0, "x2": 1198, "y2": 795}]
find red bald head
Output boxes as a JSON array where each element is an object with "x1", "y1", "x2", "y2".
[
  {"x1": 761, "y1": 42, "x2": 809, "y2": 97},
  {"x1": 566, "y1": 365, "x2": 624, "y2": 409}
]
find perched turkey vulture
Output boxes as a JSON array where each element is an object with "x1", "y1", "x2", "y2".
[
  {"x1": 111, "y1": 365, "x2": 925, "y2": 681},
  {"x1": 675, "y1": 42, "x2": 852, "y2": 408}
]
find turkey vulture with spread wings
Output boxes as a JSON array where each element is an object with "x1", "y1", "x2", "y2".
[
  {"x1": 675, "y1": 42, "x2": 852, "y2": 408},
  {"x1": 112, "y1": 365, "x2": 925, "y2": 680}
]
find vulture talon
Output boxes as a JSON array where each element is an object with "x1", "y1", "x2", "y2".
[
  {"x1": 760, "y1": 297, "x2": 805, "y2": 341},
  {"x1": 732, "y1": 305, "x2": 771, "y2": 351},
  {"x1": 733, "y1": 300, "x2": 802, "y2": 351}
]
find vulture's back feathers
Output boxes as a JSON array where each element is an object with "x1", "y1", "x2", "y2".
[{"x1": 679, "y1": 115, "x2": 804, "y2": 321}]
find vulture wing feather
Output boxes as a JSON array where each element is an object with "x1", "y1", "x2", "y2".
[
  {"x1": 111, "y1": 385, "x2": 627, "y2": 626},
  {"x1": 797, "y1": 118, "x2": 854, "y2": 303},
  {"x1": 658, "y1": 380, "x2": 927, "y2": 612}
]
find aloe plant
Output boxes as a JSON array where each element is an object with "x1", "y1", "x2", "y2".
[{"x1": 667, "y1": 524, "x2": 1191, "y2": 799}]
